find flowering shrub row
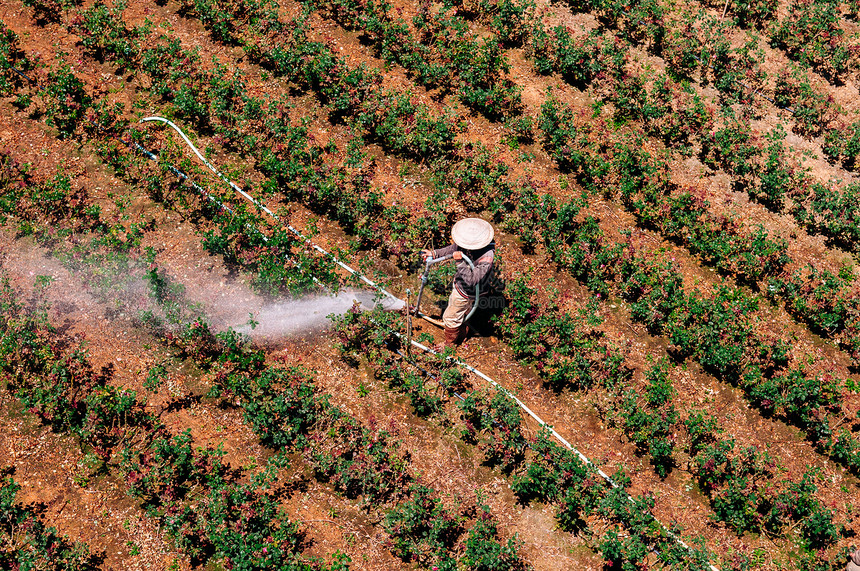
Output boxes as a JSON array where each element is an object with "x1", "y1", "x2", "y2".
[
  {"x1": 179, "y1": 3, "x2": 464, "y2": 159},
  {"x1": 496, "y1": 275, "x2": 629, "y2": 392},
  {"x1": 768, "y1": 0, "x2": 855, "y2": 80},
  {"x1": 149, "y1": 296, "x2": 528, "y2": 570},
  {"x1": 70, "y1": 0, "x2": 146, "y2": 71},
  {"x1": 13, "y1": 6, "x2": 860, "y2": 568},
  {"x1": 0, "y1": 21, "x2": 37, "y2": 97},
  {"x1": 537, "y1": 93, "x2": 860, "y2": 374},
  {"x1": 0, "y1": 473, "x2": 102, "y2": 569},
  {"x1": 1, "y1": 19, "x2": 342, "y2": 298},
  {"x1": 0, "y1": 270, "x2": 353, "y2": 570},
  {"x1": 331, "y1": 305, "x2": 716, "y2": 570},
  {"x1": 383, "y1": 484, "x2": 526, "y2": 570},
  {"x1": 449, "y1": 0, "x2": 860, "y2": 321},
  {"x1": 539, "y1": 95, "x2": 790, "y2": 284},
  {"x1": 125, "y1": 0, "x2": 860, "y2": 486},
  {"x1": 606, "y1": 359, "x2": 679, "y2": 477},
  {"x1": 477, "y1": 0, "x2": 860, "y2": 270},
  {"x1": 135, "y1": 0, "x2": 860, "y2": 319},
  {"x1": 346, "y1": 299, "x2": 847, "y2": 564},
  {"x1": 61, "y1": 0, "x2": 860, "y2": 484},
  {"x1": 0, "y1": 136, "x2": 491, "y2": 568},
  {"x1": 0, "y1": 273, "x2": 151, "y2": 460},
  {"x1": 601, "y1": 359, "x2": 845, "y2": 555},
  {"x1": 8, "y1": 1, "x2": 860, "y2": 568},
  {"x1": 467, "y1": 0, "x2": 860, "y2": 326},
  {"x1": 332, "y1": 277, "x2": 849, "y2": 567},
  {"x1": 92, "y1": 9, "x2": 458, "y2": 263},
  {"x1": 305, "y1": 0, "x2": 523, "y2": 119},
  {"x1": 0, "y1": 20, "x2": 93, "y2": 139},
  {"x1": 480, "y1": 0, "x2": 860, "y2": 201},
  {"x1": 660, "y1": 7, "x2": 860, "y2": 163},
  {"x1": 0, "y1": 249, "x2": 526, "y2": 569},
  {"x1": 480, "y1": 115, "x2": 860, "y2": 477}
]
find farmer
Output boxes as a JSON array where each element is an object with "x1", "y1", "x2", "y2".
[
  {"x1": 421, "y1": 218, "x2": 496, "y2": 347},
  {"x1": 846, "y1": 550, "x2": 860, "y2": 571}
]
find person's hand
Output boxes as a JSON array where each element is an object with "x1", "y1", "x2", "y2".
[
  {"x1": 420, "y1": 249, "x2": 432, "y2": 261},
  {"x1": 452, "y1": 251, "x2": 463, "y2": 260}
]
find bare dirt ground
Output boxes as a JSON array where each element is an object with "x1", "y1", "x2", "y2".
[{"x1": 2, "y1": 0, "x2": 860, "y2": 568}]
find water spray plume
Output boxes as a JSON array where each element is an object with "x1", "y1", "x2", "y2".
[{"x1": 230, "y1": 289, "x2": 405, "y2": 340}]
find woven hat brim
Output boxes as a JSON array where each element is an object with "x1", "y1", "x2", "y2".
[{"x1": 451, "y1": 218, "x2": 494, "y2": 250}]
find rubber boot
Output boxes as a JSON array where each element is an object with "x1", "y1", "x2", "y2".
[{"x1": 444, "y1": 327, "x2": 461, "y2": 347}]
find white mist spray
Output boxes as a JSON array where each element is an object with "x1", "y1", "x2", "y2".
[
  {"x1": 229, "y1": 289, "x2": 406, "y2": 341},
  {"x1": 0, "y1": 242, "x2": 407, "y2": 343}
]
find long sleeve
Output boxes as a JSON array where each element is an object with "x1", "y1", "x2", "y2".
[{"x1": 431, "y1": 243, "x2": 457, "y2": 259}]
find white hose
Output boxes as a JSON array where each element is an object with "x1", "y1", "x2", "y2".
[
  {"x1": 141, "y1": 117, "x2": 401, "y2": 306},
  {"x1": 132, "y1": 134, "x2": 327, "y2": 290},
  {"x1": 140, "y1": 116, "x2": 718, "y2": 571}
]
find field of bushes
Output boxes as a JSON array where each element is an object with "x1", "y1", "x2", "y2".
[{"x1": 1, "y1": 0, "x2": 860, "y2": 568}]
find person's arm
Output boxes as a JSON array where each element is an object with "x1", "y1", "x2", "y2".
[{"x1": 431, "y1": 243, "x2": 458, "y2": 259}]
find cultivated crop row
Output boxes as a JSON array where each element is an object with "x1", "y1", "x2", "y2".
[
  {"x1": 0, "y1": 224, "x2": 530, "y2": 570},
  {"x1": 35, "y1": 0, "x2": 860, "y2": 516},
  {"x1": 0, "y1": 35, "x2": 537, "y2": 567},
  {"x1": 288, "y1": 0, "x2": 860, "y2": 366},
  {"x1": 2, "y1": 0, "x2": 859, "y2": 567},
  {"x1": 0, "y1": 18, "x2": 712, "y2": 568},
  {"x1": 334, "y1": 303, "x2": 850, "y2": 570},
  {"x1": 42, "y1": 0, "x2": 857, "y2": 477},
  {"x1": 141, "y1": 0, "x2": 860, "y2": 475},
  {"x1": 0, "y1": 472, "x2": 101, "y2": 569}
]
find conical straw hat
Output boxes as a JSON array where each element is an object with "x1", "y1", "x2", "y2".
[{"x1": 451, "y1": 218, "x2": 494, "y2": 250}]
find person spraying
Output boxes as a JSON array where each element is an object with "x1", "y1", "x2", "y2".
[{"x1": 420, "y1": 218, "x2": 497, "y2": 346}]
